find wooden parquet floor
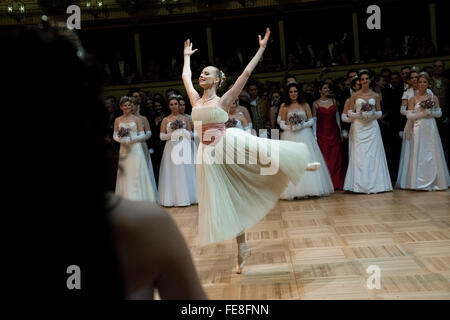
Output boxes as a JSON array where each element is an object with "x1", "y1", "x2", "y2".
[{"x1": 165, "y1": 190, "x2": 450, "y2": 300}]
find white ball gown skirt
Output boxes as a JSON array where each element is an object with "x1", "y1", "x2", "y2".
[
  {"x1": 158, "y1": 132, "x2": 198, "y2": 206},
  {"x1": 141, "y1": 142, "x2": 158, "y2": 198},
  {"x1": 115, "y1": 139, "x2": 157, "y2": 202},
  {"x1": 196, "y1": 127, "x2": 311, "y2": 245},
  {"x1": 405, "y1": 116, "x2": 450, "y2": 190},
  {"x1": 396, "y1": 119, "x2": 412, "y2": 189},
  {"x1": 344, "y1": 119, "x2": 393, "y2": 193},
  {"x1": 280, "y1": 127, "x2": 334, "y2": 199}
]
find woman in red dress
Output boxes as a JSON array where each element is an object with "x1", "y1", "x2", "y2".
[{"x1": 312, "y1": 82, "x2": 345, "y2": 189}]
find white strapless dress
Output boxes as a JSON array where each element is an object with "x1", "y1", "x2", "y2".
[
  {"x1": 158, "y1": 121, "x2": 198, "y2": 206},
  {"x1": 396, "y1": 89, "x2": 433, "y2": 189},
  {"x1": 141, "y1": 139, "x2": 158, "y2": 198},
  {"x1": 280, "y1": 110, "x2": 334, "y2": 200},
  {"x1": 405, "y1": 103, "x2": 450, "y2": 190},
  {"x1": 344, "y1": 98, "x2": 392, "y2": 193},
  {"x1": 115, "y1": 122, "x2": 156, "y2": 201},
  {"x1": 280, "y1": 109, "x2": 334, "y2": 199},
  {"x1": 192, "y1": 105, "x2": 311, "y2": 245}
]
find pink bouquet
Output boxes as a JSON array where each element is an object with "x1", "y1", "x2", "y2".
[
  {"x1": 225, "y1": 118, "x2": 238, "y2": 128},
  {"x1": 118, "y1": 127, "x2": 130, "y2": 138},
  {"x1": 288, "y1": 113, "x2": 305, "y2": 126},
  {"x1": 419, "y1": 99, "x2": 435, "y2": 110},
  {"x1": 360, "y1": 102, "x2": 373, "y2": 112},
  {"x1": 170, "y1": 119, "x2": 184, "y2": 130}
]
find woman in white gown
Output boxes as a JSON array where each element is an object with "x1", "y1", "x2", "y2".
[
  {"x1": 158, "y1": 95, "x2": 198, "y2": 206},
  {"x1": 405, "y1": 73, "x2": 450, "y2": 190},
  {"x1": 113, "y1": 96, "x2": 157, "y2": 202},
  {"x1": 279, "y1": 83, "x2": 334, "y2": 199},
  {"x1": 227, "y1": 99, "x2": 250, "y2": 131},
  {"x1": 179, "y1": 95, "x2": 199, "y2": 162},
  {"x1": 130, "y1": 98, "x2": 158, "y2": 198},
  {"x1": 182, "y1": 29, "x2": 320, "y2": 274},
  {"x1": 344, "y1": 70, "x2": 393, "y2": 194},
  {"x1": 396, "y1": 70, "x2": 434, "y2": 189}
]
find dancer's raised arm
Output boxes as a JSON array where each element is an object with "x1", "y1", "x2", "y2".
[
  {"x1": 219, "y1": 28, "x2": 271, "y2": 110},
  {"x1": 182, "y1": 39, "x2": 201, "y2": 107}
]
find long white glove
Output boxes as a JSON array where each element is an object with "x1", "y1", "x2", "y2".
[
  {"x1": 367, "y1": 111, "x2": 382, "y2": 120},
  {"x1": 335, "y1": 112, "x2": 342, "y2": 131},
  {"x1": 312, "y1": 116, "x2": 317, "y2": 139},
  {"x1": 347, "y1": 110, "x2": 367, "y2": 120},
  {"x1": 143, "y1": 130, "x2": 151, "y2": 140},
  {"x1": 342, "y1": 129, "x2": 349, "y2": 139},
  {"x1": 276, "y1": 116, "x2": 281, "y2": 125},
  {"x1": 279, "y1": 120, "x2": 291, "y2": 131},
  {"x1": 341, "y1": 113, "x2": 352, "y2": 123},
  {"x1": 247, "y1": 122, "x2": 253, "y2": 130},
  {"x1": 431, "y1": 108, "x2": 442, "y2": 118},
  {"x1": 301, "y1": 118, "x2": 314, "y2": 129},
  {"x1": 160, "y1": 131, "x2": 172, "y2": 141},
  {"x1": 406, "y1": 109, "x2": 430, "y2": 120},
  {"x1": 128, "y1": 131, "x2": 149, "y2": 143},
  {"x1": 400, "y1": 105, "x2": 407, "y2": 116}
]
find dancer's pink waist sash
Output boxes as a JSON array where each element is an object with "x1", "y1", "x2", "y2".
[{"x1": 199, "y1": 123, "x2": 226, "y2": 146}]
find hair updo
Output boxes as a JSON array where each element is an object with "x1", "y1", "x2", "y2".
[
  {"x1": 358, "y1": 69, "x2": 370, "y2": 78},
  {"x1": 217, "y1": 69, "x2": 226, "y2": 88},
  {"x1": 167, "y1": 94, "x2": 181, "y2": 104},
  {"x1": 417, "y1": 72, "x2": 431, "y2": 83},
  {"x1": 119, "y1": 96, "x2": 131, "y2": 106}
]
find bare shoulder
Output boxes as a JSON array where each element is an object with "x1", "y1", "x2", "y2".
[
  {"x1": 372, "y1": 91, "x2": 381, "y2": 99},
  {"x1": 110, "y1": 197, "x2": 171, "y2": 236},
  {"x1": 302, "y1": 102, "x2": 312, "y2": 110}
]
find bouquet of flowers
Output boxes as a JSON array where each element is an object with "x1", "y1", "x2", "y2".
[
  {"x1": 170, "y1": 119, "x2": 184, "y2": 130},
  {"x1": 225, "y1": 118, "x2": 238, "y2": 128},
  {"x1": 288, "y1": 113, "x2": 305, "y2": 127},
  {"x1": 419, "y1": 99, "x2": 435, "y2": 110},
  {"x1": 118, "y1": 127, "x2": 130, "y2": 138},
  {"x1": 359, "y1": 101, "x2": 373, "y2": 113}
]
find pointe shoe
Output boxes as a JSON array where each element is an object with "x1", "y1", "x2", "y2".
[
  {"x1": 235, "y1": 243, "x2": 251, "y2": 274},
  {"x1": 306, "y1": 162, "x2": 321, "y2": 171}
]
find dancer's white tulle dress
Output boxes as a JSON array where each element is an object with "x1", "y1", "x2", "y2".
[
  {"x1": 115, "y1": 122, "x2": 157, "y2": 202},
  {"x1": 344, "y1": 98, "x2": 393, "y2": 193},
  {"x1": 193, "y1": 105, "x2": 311, "y2": 245},
  {"x1": 158, "y1": 121, "x2": 198, "y2": 206},
  {"x1": 280, "y1": 109, "x2": 334, "y2": 199},
  {"x1": 405, "y1": 102, "x2": 450, "y2": 190}
]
